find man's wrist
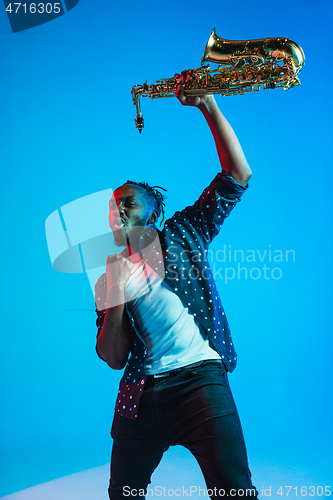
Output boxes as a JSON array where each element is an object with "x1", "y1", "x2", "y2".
[
  {"x1": 106, "y1": 283, "x2": 126, "y2": 308},
  {"x1": 197, "y1": 95, "x2": 218, "y2": 114}
]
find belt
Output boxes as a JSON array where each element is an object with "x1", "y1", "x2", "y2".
[{"x1": 147, "y1": 359, "x2": 222, "y2": 379}]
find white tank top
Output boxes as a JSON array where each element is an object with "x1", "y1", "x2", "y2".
[{"x1": 124, "y1": 256, "x2": 220, "y2": 375}]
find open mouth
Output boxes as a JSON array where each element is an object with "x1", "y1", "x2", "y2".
[{"x1": 113, "y1": 217, "x2": 126, "y2": 230}]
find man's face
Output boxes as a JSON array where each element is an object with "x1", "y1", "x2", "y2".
[{"x1": 109, "y1": 184, "x2": 150, "y2": 248}]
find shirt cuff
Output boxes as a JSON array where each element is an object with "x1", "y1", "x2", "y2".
[{"x1": 211, "y1": 170, "x2": 249, "y2": 200}]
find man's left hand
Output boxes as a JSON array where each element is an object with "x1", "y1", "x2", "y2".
[{"x1": 175, "y1": 69, "x2": 214, "y2": 109}]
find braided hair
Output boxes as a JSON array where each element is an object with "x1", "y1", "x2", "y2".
[{"x1": 126, "y1": 181, "x2": 167, "y2": 226}]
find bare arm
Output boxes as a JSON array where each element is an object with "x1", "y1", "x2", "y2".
[
  {"x1": 96, "y1": 256, "x2": 133, "y2": 370},
  {"x1": 176, "y1": 73, "x2": 252, "y2": 186}
]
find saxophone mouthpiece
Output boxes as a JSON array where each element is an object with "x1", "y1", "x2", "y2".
[
  {"x1": 135, "y1": 116, "x2": 144, "y2": 134},
  {"x1": 133, "y1": 94, "x2": 144, "y2": 133}
]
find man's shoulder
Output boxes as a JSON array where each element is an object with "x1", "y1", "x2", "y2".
[{"x1": 160, "y1": 213, "x2": 194, "y2": 236}]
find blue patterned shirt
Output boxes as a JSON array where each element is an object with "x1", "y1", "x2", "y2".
[{"x1": 95, "y1": 171, "x2": 248, "y2": 419}]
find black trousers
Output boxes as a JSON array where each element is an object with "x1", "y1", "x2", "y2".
[{"x1": 109, "y1": 360, "x2": 259, "y2": 499}]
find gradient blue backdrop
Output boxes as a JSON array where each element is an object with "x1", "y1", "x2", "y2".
[{"x1": 1, "y1": 0, "x2": 332, "y2": 496}]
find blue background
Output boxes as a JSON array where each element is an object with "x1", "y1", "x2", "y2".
[{"x1": 1, "y1": 0, "x2": 332, "y2": 496}]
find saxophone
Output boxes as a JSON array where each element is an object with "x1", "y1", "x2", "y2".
[{"x1": 131, "y1": 28, "x2": 305, "y2": 133}]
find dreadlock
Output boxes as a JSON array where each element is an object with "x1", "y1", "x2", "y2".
[{"x1": 126, "y1": 181, "x2": 167, "y2": 226}]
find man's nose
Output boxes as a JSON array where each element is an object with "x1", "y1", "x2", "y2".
[{"x1": 117, "y1": 203, "x2": 126, "y2": 216}]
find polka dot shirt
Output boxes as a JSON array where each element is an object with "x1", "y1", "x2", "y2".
[{"x1": 95, "y1": 170, "x2": 248, "y2": 419}]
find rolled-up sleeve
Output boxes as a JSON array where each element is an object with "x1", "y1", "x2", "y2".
[
  {"x1": 182, "y1": 170, "x2": 249, "y2": 245},
  {"x1": 212, "y1": 170, "x2": 248, "y2": 201}
]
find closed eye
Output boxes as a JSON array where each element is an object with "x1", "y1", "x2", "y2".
[{"x1": 109, "y1": 198, "x2": 138, "y2": 210}]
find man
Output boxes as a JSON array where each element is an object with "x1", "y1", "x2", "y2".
[{"x1": 95, "y1": 72, "x2": 258, "y2": 499}]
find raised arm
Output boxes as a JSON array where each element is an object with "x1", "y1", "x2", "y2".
[{"x1": 176, "y1": 71, "x2": 252, "y2": 186}]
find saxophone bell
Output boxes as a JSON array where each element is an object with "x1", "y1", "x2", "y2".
[{"x1": 201, "y1": 28, "x2": 305, "y2": 73}]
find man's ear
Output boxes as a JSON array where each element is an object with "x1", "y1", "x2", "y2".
[{"x1": 148, "y1": 210, "x2": 158, "y2": 225}]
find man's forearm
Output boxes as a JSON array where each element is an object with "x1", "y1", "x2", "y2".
[
  {"x1": 198, "y1": 96, "x2": 252, "y2": 186},
  {"x1": 96, "y1": 285, "x2": 132, "y2": 370}
]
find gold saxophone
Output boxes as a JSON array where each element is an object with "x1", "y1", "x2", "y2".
[{"x1": 131, "y1": 28, "x2": 305, "y2": 132}]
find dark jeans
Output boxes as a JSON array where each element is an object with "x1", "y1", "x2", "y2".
[{"x1": 109, "y1": 360, "x2": 259, "y2": 499}]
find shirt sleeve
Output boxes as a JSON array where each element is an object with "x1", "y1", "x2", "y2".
[
  {"x1": 94, "y1": 273, "x2": 107, "y2": 362},
  {"x1": 181, "y1": 170, "x2": 249, "y2": 246}
]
